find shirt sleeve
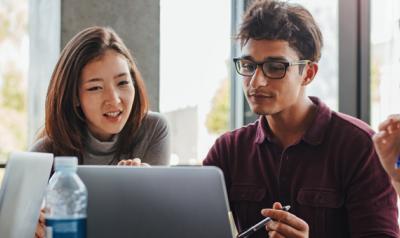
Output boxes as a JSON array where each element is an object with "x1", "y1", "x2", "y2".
[
  {"x1": 203, "y1": 135, "x2": 226, "y2": 167},
  {"x1": 141, "y1": 113, "x2": 171, "y2": 165},
  {"x1": 345, "y1": 137, "x2": 399, "y2": 237},
  {"x1": 203, "y1": 139, "x2": 221, "y2": 167},
  {"x1": 203, "y1": 135, "x2": 232, "y2": 187}
]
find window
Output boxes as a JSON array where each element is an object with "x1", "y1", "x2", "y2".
[
  {"x1": 0, "y1": 0, "x2": 28, "y2": 161},
  {"x1": 160, "y1": 0, "x2": 231, "y2": 165},
  {"x1": 0, "y1": 0, "x2": 28, "y2": 180},
  {"x1": 288, "y1": 0, "x2": 339, "y2": 110},
  {"x1": 370, "y1": 0, "x2": 400, "y2": 130},
  {"x1": 233, "y1": 0, "x2": 339, "y2": 126}
]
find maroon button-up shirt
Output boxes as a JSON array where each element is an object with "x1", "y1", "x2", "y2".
[{"x1": 203, "y1": 97, "x2": 399, "y2": 238}]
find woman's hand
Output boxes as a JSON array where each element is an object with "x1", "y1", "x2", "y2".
[
  {"x1": 117, "y1": 158, "x2": 150, "y2": 167},
  {"x1": 34, "y1": 209, "x2": 45, "y2": 238}
]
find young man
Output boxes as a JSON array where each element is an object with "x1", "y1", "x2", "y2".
[{"x1": 203, "y1": 0, "x2": 399, "y2": 237}]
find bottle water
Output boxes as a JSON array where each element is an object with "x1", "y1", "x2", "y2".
[{"x1": 45, "y1": 157, "x2": 87, "y2": 238}]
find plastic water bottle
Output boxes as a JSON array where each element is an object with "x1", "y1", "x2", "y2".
[{"x1": 45, "y1": 157, "x2": 87, "y2": 238}]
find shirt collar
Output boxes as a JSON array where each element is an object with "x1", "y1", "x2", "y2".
[
  {"x1": 254, "y1": 96, "x2": 332, "y2": 146},
  {"x1": 255, "y1": 116, "x2": 272, "y2": 144},
  {"x1": 302, "y1": 96, "x2": 331, "y2": 145}
]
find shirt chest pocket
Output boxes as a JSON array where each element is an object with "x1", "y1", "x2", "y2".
[
  {"x1": 229, "y1": 185, "x2": 267, "y2": 234},
  {"x1": 297, "y1": 188, "x2": 343, "y2": 208},
  {"x1": 296, "y1": 188, "x2": 345, "y2": 237},
  {"x1": 230, "y1": 185, "x2": 266, "y2": 202}
]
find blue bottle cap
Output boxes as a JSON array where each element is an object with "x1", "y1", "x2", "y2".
[{"x1": 396, "y1": 155, "x2": 400, "y2": 169}]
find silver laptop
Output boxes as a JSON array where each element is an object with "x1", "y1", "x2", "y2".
[
  {"x1": 77, "y1": 166, "x2": 234, "y2": 238},
  {"x1": 0, "y1": 152, "x2": 53, "y2": 238}
]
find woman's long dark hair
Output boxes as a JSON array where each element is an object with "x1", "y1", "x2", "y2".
[{"x1": 39, "y1": 26, "x2": 149, "y2": 163}]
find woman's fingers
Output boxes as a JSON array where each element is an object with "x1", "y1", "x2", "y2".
[
  {"x1": 35, "y1": 222, "x2": 46, "y2": 238},
  {"x1": 117, "y1": 158, "x2": 151, "y2": 167},
  {"x1": 131, "y1": 158, "x2": 142, "y2": 166}
]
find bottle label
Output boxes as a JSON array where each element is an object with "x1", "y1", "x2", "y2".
[{"x1": 45, "y1": 218, "x2": 86, "y2": 238}]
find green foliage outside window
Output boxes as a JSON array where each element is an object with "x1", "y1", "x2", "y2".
[
  {"x1": 206, "y1": 78, "x2": 230, "y2": 135},
  {"x1": 0, "y1": 0, "x2": 28, "y2": 160}
]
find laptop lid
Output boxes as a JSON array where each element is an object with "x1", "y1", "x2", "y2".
[
  {"x1": 0, "y1": 152, "x2": 53, "y2": 238},
  {"x1": 77, "y1": 166, "x2": 234, "y2": 238}
]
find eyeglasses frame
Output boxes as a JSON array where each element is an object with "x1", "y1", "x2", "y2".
[{"x1": 233, "y1": 58, "x2": 312, "y2": 79}]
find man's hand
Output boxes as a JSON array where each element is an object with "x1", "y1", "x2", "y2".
[
  {"x1": 261, "y1": 202, "x2": 309, "y2": 238},
  {"x1": 372, "y1": 114, "x2": 400, "y2": 182},
  {"x1": 117, "y1": 158, "x2": 150, "y2": 167},
  {"x1": 34, "y1": 209, "x2": 45, "y2": 238}
]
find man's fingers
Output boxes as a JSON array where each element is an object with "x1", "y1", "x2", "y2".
[
  {"x1": 268, "y1": 230, "x2": 285, "y2": 238},
  {"x1": 266, "y1": 220, "x2": 306, "y2": 238},
  {"x1": 272, "y1": 202, "x2": 283, "y2": 210},
  {"x1": 261, "y1": 208, "x2": 308, "y2": 231}
]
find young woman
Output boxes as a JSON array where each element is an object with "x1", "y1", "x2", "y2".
[
  {"x1": 32, "y1": 26, "x2": 171, "y2": 238},
  {"x1": 30, "y1": 26, "x2": 171, "y2": 166}
]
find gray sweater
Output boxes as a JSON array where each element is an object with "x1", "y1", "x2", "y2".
[{"x1": 30, "y1": 112, "x2": 171, "y2": 165}]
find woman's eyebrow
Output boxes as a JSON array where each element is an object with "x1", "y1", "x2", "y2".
[
  {"x1": 84, "y1": 77, "x2": 103, "y2": 83},
  {"x1": 114, "y1": 72, "x2": 128, "y2": 79}
]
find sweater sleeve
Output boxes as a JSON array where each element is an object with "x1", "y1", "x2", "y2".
[{"x1": 29, "y1": 137, "x2": 53, "y2": 153}]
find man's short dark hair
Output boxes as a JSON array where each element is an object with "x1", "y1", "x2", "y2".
[{"x1": 238, "y1": 0, "x2": 323, "y2": 62}]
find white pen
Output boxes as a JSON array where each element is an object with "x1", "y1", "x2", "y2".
[{"x1": 236, "y1": 205, "x2": 291, "y2": 238}]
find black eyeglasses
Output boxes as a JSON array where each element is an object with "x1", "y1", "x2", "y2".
[{"x1": 233, "y1": 58, "x2": 311, "y2": 79}]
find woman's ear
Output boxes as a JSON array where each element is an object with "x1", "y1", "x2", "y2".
[{"x1": 302, "y1": 62, "x2": 318, "y2": 86}]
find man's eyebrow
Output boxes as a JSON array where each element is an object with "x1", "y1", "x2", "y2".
[
  {"x1": 241, "y1": 55, "x2": 255, "y2": 61},
  {"x1": 265, "y1": 56, "x2": 288, "y2": 62},
  {"x1": 240, "y1": 55, "x2": 289, "y2": 62}
]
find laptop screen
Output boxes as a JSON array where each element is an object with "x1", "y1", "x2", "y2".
[{"x1": 77, "y1": 166, "x2": 234, "y2": 238}]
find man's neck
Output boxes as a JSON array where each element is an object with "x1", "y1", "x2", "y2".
[{"x1": 266, "y1": 97, "x2": 317, "y2": 149}]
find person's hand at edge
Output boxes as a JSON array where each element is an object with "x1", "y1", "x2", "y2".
[{"x1": 372, "y1": 114, "x2": 400, "y2": 182}]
